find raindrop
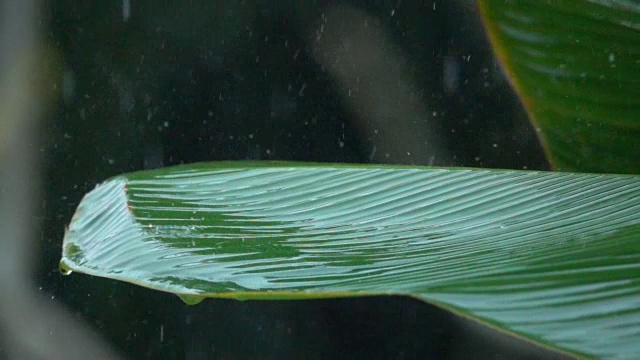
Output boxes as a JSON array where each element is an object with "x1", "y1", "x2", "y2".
[
  {"x1": 63, "y1": 69, "x2": 75, "y2": 104},
  {"x1": 443, "y1": 56, "x2": 460, "y2": 94},
  {"x1": 122, "y1": 0, "x2": 131, "y2": 22}
]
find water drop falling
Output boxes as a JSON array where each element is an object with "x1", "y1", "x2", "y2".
[{"x1": 122, "y1": 0, "x2": 131, "y2": 22}]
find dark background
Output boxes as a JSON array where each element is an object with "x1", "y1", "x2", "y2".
[{"x1": 33, "y1": 0, "x2": 552, "y2": 358}]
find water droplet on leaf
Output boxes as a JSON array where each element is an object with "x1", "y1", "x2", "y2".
[{"x1": 59, "y1": 265, "x2": 73, "y2": 276}]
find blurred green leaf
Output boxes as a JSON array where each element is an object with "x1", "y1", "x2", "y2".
[
  {"x1": 479, "y1": 0, "x2": 640, "y2": 174},
  {"x1": 61, "y1": 162, "x2": 640, "y2": 358}
]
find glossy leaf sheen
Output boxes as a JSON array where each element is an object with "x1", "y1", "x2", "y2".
[
  {"x1": 61, "y1": 162, "x2": 640, "y2": 358},
  {"x1": 479, "y1": 0, "x2": 640, "y2": 173}
]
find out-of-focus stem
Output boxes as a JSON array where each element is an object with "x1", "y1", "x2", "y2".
[
  {"x1": 0, "y1": 1, "x2": 120, "y2": 359},
  {"x1": 310, "y1": 4, "x2": 448, "y2": 165}
]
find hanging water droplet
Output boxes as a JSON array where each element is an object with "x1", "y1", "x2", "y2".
[{"x1": 59, "y1": 264, "x2": 73, "y2": 276}]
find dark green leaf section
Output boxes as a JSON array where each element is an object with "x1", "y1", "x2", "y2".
[
  {"x1": 61, "y1": 162, "x2": 640, "y2": 358},
  {"x1": 479, "y1": 0, "x2": 640, "y2": 174}
]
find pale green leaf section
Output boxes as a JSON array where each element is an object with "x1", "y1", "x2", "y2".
[{"x1": 61, "y1": 162, "x2": 640, "y2": 358}]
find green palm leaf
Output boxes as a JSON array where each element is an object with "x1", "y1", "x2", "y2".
[{"x1": 60, "y1": 162, "x2": 640, "y2": 358}]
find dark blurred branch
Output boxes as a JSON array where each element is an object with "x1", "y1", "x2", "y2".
[{"x1": 0, "y1": 1, "x2": 119, "y2": 358}]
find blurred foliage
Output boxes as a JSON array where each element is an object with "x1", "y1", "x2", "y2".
[{"x1": 480, "y1": 0, "x2": 640, "y2": 174}]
